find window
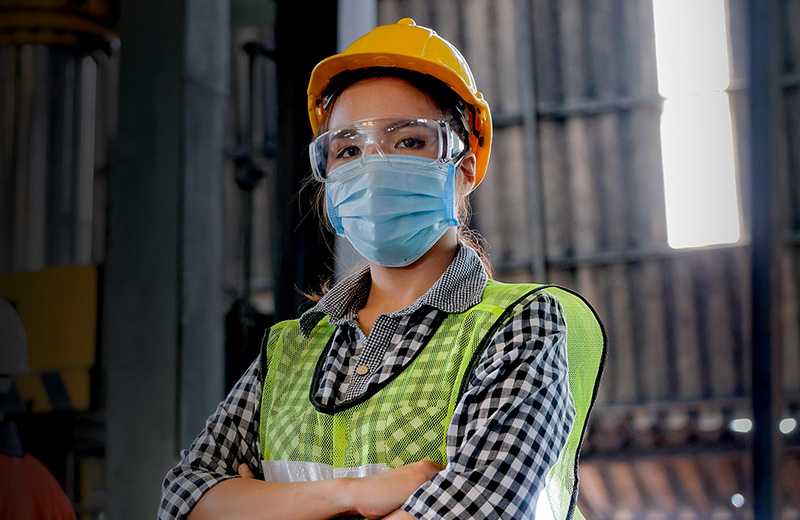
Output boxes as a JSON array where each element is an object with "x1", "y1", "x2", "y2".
[{"x1": 653, "y1": 0, "x2": 742, "y2": 249}]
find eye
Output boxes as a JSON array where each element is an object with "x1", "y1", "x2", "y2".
[
  {"x1": 335, "y1": 145, "x2": 361, "y2": 159},
  {"x1": 396, "y1": 137, "x2": 426, "y2": 150}
]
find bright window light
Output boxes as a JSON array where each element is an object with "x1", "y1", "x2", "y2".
[{"x1": 652, "y1": 0, "x2": 742, "y2": 249}]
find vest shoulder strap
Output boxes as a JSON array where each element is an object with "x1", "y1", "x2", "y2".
[
  {"x1": 475, "y1": 280, "x2": 606, "y2": 419},
  {"x1": 263, "y1": 318, "x2": 300, "y2": 349},
  {"x1": 471, "y1": 279, "x2": 544, "y2": 316},
  {"x1": 484, "y1": 282, "x2": 605, "y2": 520},
  {"x1": 261, "y1": 319, "x2": 304, "y2": 382}
]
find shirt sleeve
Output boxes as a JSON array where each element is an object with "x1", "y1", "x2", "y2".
[
  {"x1": 158, "y1": 351, "x2": 265, "y2": 520},
  {"x1": 401, "y1": 291, "x2": 576, "y2": 519}
]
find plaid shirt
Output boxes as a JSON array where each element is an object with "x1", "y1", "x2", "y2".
[{"x1": 160, "y1": 244, "x2": 574, "y2": 519}]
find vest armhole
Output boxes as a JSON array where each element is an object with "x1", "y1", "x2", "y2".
[
  {"x1": 259, "y1": 325, "x2": 271, "y2": 381},
  {"x1": 454, "y1": 282, "x2": 607, "y2": 520},
  {"x1": 258, "y1": 337, "x2": 270, "y2": 460},
  {"x1": 262, "y1": 319, "x2": 309, "y2": 377},
  {"x1": 259, "y1": 319, "x2": 302, "y2": 460},
  {"x1": 534, "y1": 285, "x2": 608, "y2": 520},
  {"x1": 478, "y1": 283, "x2": 608, "y2": 520}
]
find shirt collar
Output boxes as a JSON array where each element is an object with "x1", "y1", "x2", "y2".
[{"x1": 298, "y1": 243, "x2": 488, "y2": 336}]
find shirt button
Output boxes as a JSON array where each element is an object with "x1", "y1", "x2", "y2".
[{"x1": 355, "y1": 364, "x2": 370, "y2": 376}]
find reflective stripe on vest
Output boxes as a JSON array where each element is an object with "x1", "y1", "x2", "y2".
[
  {"x1": 261, "y1": 460, "x2": 390, "y2": 482},
  {"x1": 258, "y1": 280, "x2": 606, "y2": 520}
]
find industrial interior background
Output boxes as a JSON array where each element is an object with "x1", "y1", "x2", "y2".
[{"x1": 0, "y1": 0, "x2": 796, "y2": 518}]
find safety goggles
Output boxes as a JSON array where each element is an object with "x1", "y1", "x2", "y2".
[{"x1": 309, "y1": 116, "x2": 467, "y2": 181}]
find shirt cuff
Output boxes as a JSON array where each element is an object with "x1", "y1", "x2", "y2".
[{"x1": 159, "y1": 470, "x2": 239, "y2": 520}]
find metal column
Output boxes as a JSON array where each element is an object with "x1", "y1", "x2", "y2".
[
  {"x1": 748, "y1": 0, "x2": 783, "y2": 517},
  {"x1": 104, "y1": 0, "x2": 229, "y2": 517},
  {"x1": 515, "y1": 0, "x2": 548, "y2": 281}
]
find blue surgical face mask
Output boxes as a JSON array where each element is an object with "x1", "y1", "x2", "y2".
[{"x1": 325, "y1": 155, "x2": 459, "y2": 267}]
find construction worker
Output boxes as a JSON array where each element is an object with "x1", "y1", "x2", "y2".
[
  {"x1": 0, "y1": 299, "x2": 76, "y2": 520},
  {"x1": 161, "y1": 18, "x2": 604, "y2": 520}
]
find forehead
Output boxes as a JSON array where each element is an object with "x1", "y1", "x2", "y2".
[{"x1": 326, "y1": 76, "x2": 443, "y2": 130}]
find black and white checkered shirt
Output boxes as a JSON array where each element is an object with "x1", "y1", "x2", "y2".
[{"x1": 160, "y1": 243, "x2": 575, "y2": 519}]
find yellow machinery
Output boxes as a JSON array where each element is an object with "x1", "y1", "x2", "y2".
[{"x1": 0, "y1": 265, "x2": 97, "y2": 412}]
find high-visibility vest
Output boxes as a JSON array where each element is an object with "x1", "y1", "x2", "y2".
[{"x1": 259, "y1": 280, "x2": 606, "y2": 519}]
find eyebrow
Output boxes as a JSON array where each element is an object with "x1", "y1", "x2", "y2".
[
  {"x1": 329, "y1": 118, "x2": 426, "y2": 140},
  {"x1": 384, "y1": 119, "x2": 423, "y2": 133},
  {"x1": 329, "y1": 127, "x2": 360, "y2": 142}
]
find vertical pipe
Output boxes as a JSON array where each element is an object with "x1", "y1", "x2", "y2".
[
  {"x1": 242, "y1": 49, "x2": 255, "y2": 298},
  {"x1": 107, "y1": 1, "x2": 229, "y2": 515},
  {"x1": 76, "y1": 55, "x2": 97, "y2": 264},
  {"x1": 515, "y1": 0, "x2": 547, "y2": 280},
  {"x1": 748, "y1": 0, "x2": 783, "y2": 517}
]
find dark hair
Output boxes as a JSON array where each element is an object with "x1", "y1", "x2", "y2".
[{"x1": 305, "y1": 67, "x2": 493, "y2": 300}]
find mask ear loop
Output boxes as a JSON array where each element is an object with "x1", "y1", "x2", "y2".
[
  {"x1": 447, "y1": 117, "x2": 474, "y2": 221},
  {"x1": 325, "y1": 186, "x2": 345, "y2": 234},
  {"x1": 444, "y1": 160, "x2": 459, "y2": 226},
  {"x1": 441, "y1": 119, "x2": 461, "y2": 225}
]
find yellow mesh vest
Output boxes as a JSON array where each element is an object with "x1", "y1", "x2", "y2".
[{"x1": 258, "y1": 280, "x2": 606, "y2": 520}]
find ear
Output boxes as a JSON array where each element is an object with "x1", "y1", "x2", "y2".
[{"x1": 457, "y1": 152, "x2": 477, "y2": 195}]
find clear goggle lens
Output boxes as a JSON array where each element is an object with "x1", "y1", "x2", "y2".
[{"x1": 309, "y1": 117, "x2": 466, "y2": 181}]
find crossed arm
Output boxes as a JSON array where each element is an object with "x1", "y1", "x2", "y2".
[
  {"x1": 159, "y1": 292, "x2": 573, "y2": 520},
  {"x1": 190, "y1": 460, "x2": 431, "y2": 519},
  {"x1": 158, "y1": 353, "x2": 428, "y2": 520}
]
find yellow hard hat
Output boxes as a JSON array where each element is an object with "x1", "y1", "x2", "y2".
[{"x1": 307, "y1": 17, "x2": 493, "y2": 187}]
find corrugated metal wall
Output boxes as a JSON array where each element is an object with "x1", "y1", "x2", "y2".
[
  {"x1": 377, "y1": 0, "x2": 798, "y2": 517},
  {"x1": 375, "y1": 0, "x2": 797, "y2": 410}
]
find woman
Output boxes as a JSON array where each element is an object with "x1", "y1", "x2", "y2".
[{"x1": 160, "y1": 18, "x2": 603, "y2": 520}]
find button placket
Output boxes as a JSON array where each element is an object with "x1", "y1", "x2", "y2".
[{"x1": 343, "y1": 314, "x2": 400, "y2": 403}]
